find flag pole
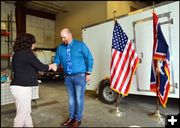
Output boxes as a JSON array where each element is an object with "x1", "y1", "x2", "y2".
[
  {"x1": 111, "y1": 92, "x2": 125, "y2": 117},
  {"x1": 110, "y1": 10, "x2": 125, "y2": 117},
  {"x1": 149, "y1": 62, "x2": 164, "y2": 123},
  {"x1": 148, "y1": 1, "x2": 164, "y2": 123},
  {"x1": 113, "y1": 10, "x2": 117, "y2": 22}
]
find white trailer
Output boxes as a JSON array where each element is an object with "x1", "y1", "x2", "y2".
[{"x1": 82, "y1": 1, "x2": 179, "y2": 103}]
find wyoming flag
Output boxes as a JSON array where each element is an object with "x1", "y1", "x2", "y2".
[{"x1": 150, "y1": 12, "x2": 170, "y2": 108}]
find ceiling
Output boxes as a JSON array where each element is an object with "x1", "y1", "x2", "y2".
[
  {"x1": 24, "y1": 1, "x2": 70, "y2": 14},
  {"x1": 4, "y1": 1, "x2": 70, "y2": 14},
  {"x1": 4, "y1": 1, "x2": 164, "y2": 14},
  {"x1": 141, "y1": 1, "x2": 164, "y2": 6}
]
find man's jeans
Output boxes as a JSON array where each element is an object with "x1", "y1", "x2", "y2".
[{"x1": 64, "y1": 73, "x2": 86, "y2": 121}]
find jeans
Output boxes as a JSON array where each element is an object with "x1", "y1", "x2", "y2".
[{"x1": 64, "y1": 73, "x2": 86, "y2": 121}]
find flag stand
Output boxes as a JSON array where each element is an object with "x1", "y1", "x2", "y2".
[
  {"x1": 110, "y1": 10, "x2": 126, "y2": 117},
  {"x1": 149, "y1": 2, "x2": 165, "y2": 122},
  {"x1": 148, "y1": 90, "x2": 164, "y2": 123},
  {"x1": 148, "y1": 63, "x2": 164, "y2": 123},
  {"x1": 111, "y1": 93, "x2": 125, "y2": 117},
  {"x1": 148, "y1": 93, "x2": 164, "y2": 123}
]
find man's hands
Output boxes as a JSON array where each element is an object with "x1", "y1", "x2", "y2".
[
  {"x1": 48, "y1": 64, "x2": 57, "y2": 71},
  {"x1": 86, "y1": 73, "x2": 91, "y2": 82}
]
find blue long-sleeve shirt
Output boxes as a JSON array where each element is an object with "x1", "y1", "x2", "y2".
[{"x1": 54, "y1": 39, "x2": 94, "y2": 75}]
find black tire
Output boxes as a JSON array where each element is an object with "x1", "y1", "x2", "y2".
[{"x1": 99, "y1": 79, "x2": 118, "y2": 104}]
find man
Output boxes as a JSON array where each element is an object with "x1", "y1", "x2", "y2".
[{"x1": 53, "y1": 28, "x2": 94, "y2": 127}]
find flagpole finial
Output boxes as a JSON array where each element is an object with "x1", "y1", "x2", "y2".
[{"x1": 113, "y1": 10, "x2": 117, "y2": 22}]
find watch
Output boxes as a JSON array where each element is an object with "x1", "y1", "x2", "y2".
[{"x1": 86, "y1": 72, "x2": 91, "y2": 75}]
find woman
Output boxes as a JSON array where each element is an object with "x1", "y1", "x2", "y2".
[{"x1": 10, "y1": 33, "x2": 55, "y2": 127}]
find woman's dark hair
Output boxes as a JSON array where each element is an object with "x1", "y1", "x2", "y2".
[{"x1": 13, "y1": 33, "x2": 36, "y2": 51}]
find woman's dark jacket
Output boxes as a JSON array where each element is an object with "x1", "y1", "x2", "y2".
[{"x1": 10, "y1": 50, "x2": 49, "y2": 86}]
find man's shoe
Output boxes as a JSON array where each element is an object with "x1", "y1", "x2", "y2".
[
  {"x1": 61, "y1": 118, "x2": 74, "y2": 126},
  {"x1": 71, "y1": 119, "x2": 81, "y2": 127}
]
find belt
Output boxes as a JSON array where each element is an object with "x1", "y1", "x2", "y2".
[{"x1": 65, "y1": 72, "x2": 85, "y2": 76}]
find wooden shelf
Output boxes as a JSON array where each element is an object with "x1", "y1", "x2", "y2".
[{"x1": 1, "y1": 54, "x2": 11, "y2": 59}]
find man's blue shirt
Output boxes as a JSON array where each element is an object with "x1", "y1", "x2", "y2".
[{"x1": 54, "y1": 39, "x2": 94, "y2": 75}]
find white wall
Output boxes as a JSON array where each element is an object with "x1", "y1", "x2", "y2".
[{"x1": 26, "y1": 15, "x2": 55, "y2": 48}]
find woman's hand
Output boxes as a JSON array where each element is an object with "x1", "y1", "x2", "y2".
[{"x1": 48, "y1": 64, "x2": 57, "y2": 71}]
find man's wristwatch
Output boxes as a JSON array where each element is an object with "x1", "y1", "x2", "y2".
[{"x1": 86, "y1": 72, "x2": 91, "y2": 75}]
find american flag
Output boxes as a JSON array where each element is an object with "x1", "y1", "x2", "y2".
[
  {"x1": 110, "y1": 21, "x2": 139, "y2": 96},
  {"x1": 150, "y1": 12, "x2": 170, "y2": 108}
]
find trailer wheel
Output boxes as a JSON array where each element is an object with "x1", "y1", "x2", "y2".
[{"x1": 99, "y1": 79, "x2": 118, "y2": 104}]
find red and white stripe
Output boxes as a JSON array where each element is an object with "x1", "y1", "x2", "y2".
[{"x1": 110, "y1": 39, "x2": 139, "y2": 96}]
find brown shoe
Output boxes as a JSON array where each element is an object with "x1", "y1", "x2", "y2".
[
  {"x1": 61, "y1": 118, "x2": 75, "y2": 126},
  {"x1": 71, "y1": 119, "x2": 81, "y2": 128}
]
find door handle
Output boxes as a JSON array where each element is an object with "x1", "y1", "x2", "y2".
[{"x1": 138, "y1": 52, "x2": 143, "y2": 63}]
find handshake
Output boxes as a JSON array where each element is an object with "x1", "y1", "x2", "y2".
[{"x1": 48, "y1": 63, "x2": 57, "y2": 71}]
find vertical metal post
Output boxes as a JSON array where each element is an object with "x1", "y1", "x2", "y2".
[{"x1": 111, "y1": 93, "x2": 125, "y2": 117}]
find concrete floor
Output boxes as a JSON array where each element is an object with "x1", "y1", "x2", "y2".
[{"x1": 1, "y1": 80, "x2": 179, "y2": 127}]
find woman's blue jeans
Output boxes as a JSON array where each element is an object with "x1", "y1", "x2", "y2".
[{"x1": 64, "y1": 73, "x2": 86, "y2": 121}]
